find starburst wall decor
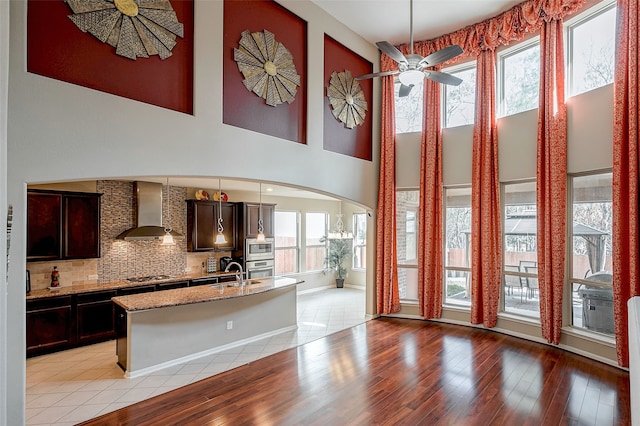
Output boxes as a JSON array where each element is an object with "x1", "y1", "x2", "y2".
[
  {"x1": 64, "y1": 0, "x2": 184, "y2": 60},
  {"x1": 326, "y1": 70, "x2": 367, "y2": 129},
  {"x1": 233, "y1": 29, "x2": 301, "y2": 107}
]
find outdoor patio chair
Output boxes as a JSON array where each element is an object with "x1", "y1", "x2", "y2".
[
  {"x1": 504, "y1": 265, "x2": 525, "y2": 302},
  {"x1": 525, "y1": 266, "x2": 539, "y2": 299}
]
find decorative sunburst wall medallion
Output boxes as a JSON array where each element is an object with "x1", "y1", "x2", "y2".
[
  {"x1": 326, "y1": 70, "x2": 367, "y2": 129},
  {"x1": 64, "y1": 0, "x2": 184, "y2": 60},
  {"x1": 233, "y1": 29, "x2": 301, "y2": 107}
]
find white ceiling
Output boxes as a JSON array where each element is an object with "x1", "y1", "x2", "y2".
[{"x1": 312, "y1": 0, "x2": 523, "y2": 46}]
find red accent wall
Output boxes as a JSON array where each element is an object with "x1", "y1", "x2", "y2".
[
  {"x1": 27, "y1": 0, "x2": 194, "y2": 114},
  {"x1": 323, "y1": 35, "x2": 373, "y2": 161},
  {"x1": 223, "y1": 0, "x2": 307, "y2": 144}
]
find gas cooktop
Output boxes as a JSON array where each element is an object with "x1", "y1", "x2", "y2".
[{"x1": 126, "y1": 275, "x2": 172, "y2": 283}]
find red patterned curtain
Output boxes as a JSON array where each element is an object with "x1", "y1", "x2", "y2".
[
  {"x1": 537, "y1": 19, "x2": 568, "y2": 345},
  {"x1": 612, "y1": 0, "x2": 640, "y2": 368},
  {"x1": 376, "y1": 75, "x2": 400, "y2": 315},
  {"x1": 418, "y1": 79, "x2": 444, "y2": 319},
  {"x1": 470, "y1": 50, "x2": 502, "y2": 328}
]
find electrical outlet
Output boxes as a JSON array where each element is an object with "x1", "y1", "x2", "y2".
[
  {"x1": 226, "y1": 320, "x2": 233, "y2": 330},
  {"x1": 88, "y1": 274, "x2": 99, "y2": 280}
]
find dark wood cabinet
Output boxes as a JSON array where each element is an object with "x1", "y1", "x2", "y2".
[
  {"x1": 76, "y1": 290, "x2": 116, "y2": 344},
  {"x1": 26, "y1": 296, "x2": 74, "y2": 356},
  {"x1": 117, "y1": 285, "x2": 156, "y2": 296},
  {"x1": 186, "y1": 200, "x2": 237, "y2": 252},
  {"x1": 243, "y1": 203, "x2": 275, "y2": 238},
  {"x1": 27, "y1": 190, "x2": 101, "y2": 261},
  {"x1": 156, "y1": 280, "x2": 189, "y2": 291},
  {"x1": 189, "y1": 277, "x2": 219, "y2": 286}
]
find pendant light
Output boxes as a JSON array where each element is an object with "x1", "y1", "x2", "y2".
[
  {"x1": 328, "y1": 201, "x2": 353, "y2": 240},
  {"x1": 161, "y1": 177, "x2": 175, "y2": 245},
  {"x1": 215, "y1": 178, "x2": 227, "y2": 245},
  {"x1": 256, "y1": 182, "x2": 266, "y2": 242}
]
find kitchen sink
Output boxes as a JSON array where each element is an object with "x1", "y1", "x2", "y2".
[{"x1": 225, "y1": 279, "x2": 262, "y2": 287}]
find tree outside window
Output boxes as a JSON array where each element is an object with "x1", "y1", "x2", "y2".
[{"x1": 443, "y1": 65, "x2": 476, "y2": 128}]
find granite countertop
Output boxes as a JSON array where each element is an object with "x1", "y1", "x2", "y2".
[
  {"x1": 26, "y1": 271, "x2": 241, "y2": 300},
  {"x1": 112, "y1": 277, "x2": 304, "y2": 312}
]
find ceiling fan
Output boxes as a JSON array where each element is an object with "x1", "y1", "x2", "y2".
[{"x1": 355, "y1": 0, "x2": 464, "y2": 97}]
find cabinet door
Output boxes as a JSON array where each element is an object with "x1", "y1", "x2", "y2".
[
  {"x1": 27, "y1": 192, "x2": 62, "y2": 261},
  {"x1": 217, "y1": 202, "x2": 237, "y2": 251},
  {"x1": 64, "y1": 194, "x2": 101, "y2": 259},
  {"x1": 245, "y1": 203, "x2": 274, "y2": 238},
  {"x1": 76, "y1": 290, "x2": 116, "y2": 343},
  {"x1": 156, "y1": 280, "x2": 189, "y2": 290},
  {"x1": 26, "y1": 296, "x2": 74, "y2": 356},
  {"x1": 188, "y1": 201, "x2": 216, "y2": 251},
  {"x1": 118, "y1": 285, "x2": 156, "y2": 295}
]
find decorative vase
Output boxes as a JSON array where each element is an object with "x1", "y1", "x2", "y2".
[{"x1": 335, "y1": 278, "x2": 344, "y2": 288}]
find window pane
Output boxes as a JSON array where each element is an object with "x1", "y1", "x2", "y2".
[
  {"x1": 569, "y1": 6, "x2": 616, "y2": 96},
  {"x1": 397, "y1": 190, "x2": 419, "y2": 301},
  {"x1": 275, "y1": 211, "x2": 298, "y2": 274},
  {"x1": 305, "y1": 212, "x2": 326, "y2": 272},
  {"x1": 395, "y1": 79, "x2": 424, "y2": 134},
  {"x1": 501, "y1": 43, "x2": 540, "y2": 116},
  {"x1": 443, "y1": 66, "x2": 476, "y2": 128},
  {"x1": 353, "y1": 213, "x2": 367, "y2": 269},
  {"x1": 503, "y1": 182, "x2": 539, "y2": 317},
  {"x1": 445, "y1": 187, "x2": 471, "y2": 306},
  {"x1": 571, "y1": 173, "x2": 613, "y2": 336}
]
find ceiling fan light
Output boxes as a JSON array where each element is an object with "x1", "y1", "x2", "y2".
[{"x1": 399, "y1": 69, "x2": 423, "y2": 87}]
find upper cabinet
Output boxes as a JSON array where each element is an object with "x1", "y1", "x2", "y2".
[
  {"x1": 27, "y1": 190, "x2": 101, "y2": 261},
  {"x1": 186, "y1": 200, "x2": 237, "y2": 252},
  {"x1": 242, "y1": 203, "x2": 276, "y2": 239}
]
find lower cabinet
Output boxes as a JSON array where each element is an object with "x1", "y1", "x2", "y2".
[
  {"x1": 26, "y1": 296, "x2": 74, "y2": 356},
  {"x1": 156, "y1": 280, "x2": 189, "y2": 291},
  {"x1": 76, "y1": 290, "x2": 117, "y2": 344}
]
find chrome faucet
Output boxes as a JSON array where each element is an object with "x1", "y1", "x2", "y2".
[{"x1": 224, "y1": 261, "x2": 244, "y2": 286}]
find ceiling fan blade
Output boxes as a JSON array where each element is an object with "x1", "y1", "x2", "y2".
[
  {"x1": 355, "y1": 70, "x2": 399, "y2": 80},
  {"x1": 398, "y1": 84, "x2": 413, "y2": 97},
  {"x1": 425, "y1": 70, "x2": 463, "y2": 86},
  {"x1": 419, "y1": 45, "x2": 464, "y2": 68},
  {"x1": 376, "y1": 41, "x2": 408, "y2": 65}
]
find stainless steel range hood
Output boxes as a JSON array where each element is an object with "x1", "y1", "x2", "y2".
[{"x1": 116, "y1": 181, "x2": 183, "y2": 241}]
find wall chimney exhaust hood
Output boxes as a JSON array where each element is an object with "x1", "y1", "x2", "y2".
[{"x1": 116, "y1": 181, "x2": 183, "y2": 241}]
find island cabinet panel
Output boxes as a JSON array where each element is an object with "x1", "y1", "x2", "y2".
[
  {"x1": 76, "y1": 290, "x2": 116, "y2": 344},
  {"x1": 26, "y1": 296, "x2": 74, "y2": 356},
  {"x1": 242, "y1": 203, "x2": 276, "y2": 239},
  {"x1": 115, "y1": 305, "x2": 128, "y2": 372},
  {"x1": 187, "y1": 200, "x2": 237, "y2": 252},
  {"x1": 27, "y1": 190, "x2": 101, "y2": 261}
]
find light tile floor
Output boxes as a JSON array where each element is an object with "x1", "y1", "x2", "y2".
[{"x1": 25, "y1": 287, "x2": 367, "y2": 426}]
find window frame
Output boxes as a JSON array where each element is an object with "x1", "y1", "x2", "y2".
[
  {"x1": 274, "y1": 210, "x2": 300, "y2": 275},
  {"x1": 565, "y1": 0, "x2": 616, "y2": 97},
  {"x1": 352, "y1": 212, "x2": 367, "y2": 270},
  {"x1": 497, "y1": 37, "x2": 541, "y2": 118},
  {"x1": 441, "y1": 62, "x2": 477, "y2": 129},
  {"x1": 304, "y1": 211, "x2": 328, "y2": 273}
]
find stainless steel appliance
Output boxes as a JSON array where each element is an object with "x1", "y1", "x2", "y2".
[
  {"x1": 245, "y1": 237, "x2": 275, "y2": 261},
  {"x1": 246, "y1": 259, "x2": 275, "y2": 279}
]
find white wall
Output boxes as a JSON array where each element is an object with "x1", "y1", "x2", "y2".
[{"x1": 5, "y1": 0, "x2": 381, "y2": 423}]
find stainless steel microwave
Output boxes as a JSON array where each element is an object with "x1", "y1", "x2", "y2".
[{"x1": 245, "y1": 237, "x2": 275, "y2": 261}]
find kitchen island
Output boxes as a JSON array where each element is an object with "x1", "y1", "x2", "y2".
[{"x1": 112, "y1": 277, "x2": 304, "y2": 378}]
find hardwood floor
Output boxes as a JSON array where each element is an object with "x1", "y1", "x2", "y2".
[{"x1": 79, "y1": 318, "x2": 630, "y2": 425}]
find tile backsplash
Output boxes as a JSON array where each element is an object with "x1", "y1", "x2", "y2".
[{"x1": 27, "y1": 180, "x2": 230, "y2": 291}]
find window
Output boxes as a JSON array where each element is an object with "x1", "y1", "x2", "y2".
[
  {"x1": 567, "y1": 3, "x2": 616, "y2": 96},
  {"x1": 396, "y1": 190, "x2": 419, "y2": 300},
  {"x1": 502, "y1": 181, "x2": 539, "y2": 318},
  {"x1": 305, "y1": 212, "x2": 327, "y2": 272},
  {"x1": 442, "y1": 65, "x2": 476, "y2": 128},
  {"x1": 570, "y1": 172, "x2": 613, "y2": 336},
  {"x1": 395, "y1": 78, "x2": 424, "y2": 134},
  {"x1": 499, "y1": 41, "x2": 540, "y2": 117},
  {"x1": 444, "y1": 187, "x2": 471, "y2": 306},
  {"x1": 352, "y1": 213, "x2": 367, "y2": 269},
  {"x1": 275, "y1": 210, "x2": 299, "y2": 275}
]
